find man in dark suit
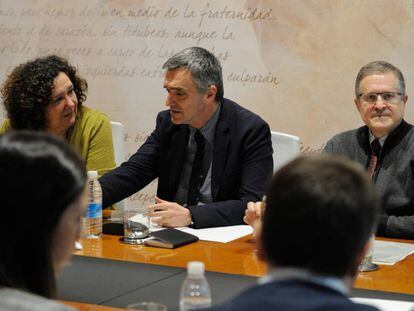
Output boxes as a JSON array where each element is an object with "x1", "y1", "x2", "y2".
[
  {"x1": 99, "y1": 47, "x2": 273, "y2": 228},
  {"x1": 208, "y1": 156, "x2": 379, "y2": 311}
]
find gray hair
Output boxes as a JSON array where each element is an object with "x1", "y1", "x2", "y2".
[
  {"x1": 162, "y1": 47, "x2": 224, "y2": 102},
  {"x1": 355, "y1": 61, "x2": 405, "y2": 97}
]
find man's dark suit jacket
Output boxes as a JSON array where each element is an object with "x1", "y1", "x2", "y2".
[
  {"x1": 99, "y1": 98, "x2": 273, "y2": 228},
  {"x1": 207, "y1": 280, "x2": 378, "y2": 311}
]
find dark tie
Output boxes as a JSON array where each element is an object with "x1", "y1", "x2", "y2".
[
  {"x1": 367, "y1": 139, "x2": 381, "y2": 179},
  {"x1": 187, "y1": 131, "x2": 206, "y2": 205}
]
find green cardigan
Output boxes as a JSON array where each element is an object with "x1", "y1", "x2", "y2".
[{"x1": 0, "y1": 105, "x2": 116, "y2": 176}]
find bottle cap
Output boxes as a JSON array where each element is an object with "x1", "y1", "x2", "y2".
[
  {"x1": 187, "y1": 261, "x2": 205, "y2": 275},
  {"x1": 87, "y1": 170, "x2": 98, "y2": 179}
]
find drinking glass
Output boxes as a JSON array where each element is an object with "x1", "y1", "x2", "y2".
[
  {"x1": 358, "y1": 235, "x2": 379, "y2": 272},
  {"x1": 119, "y1": 206, "x2": 150, "y2": 245}
]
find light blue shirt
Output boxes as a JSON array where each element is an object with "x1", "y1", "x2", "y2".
[{"x1": 369, "y1": 131, "x2": 387, "y2": 147}]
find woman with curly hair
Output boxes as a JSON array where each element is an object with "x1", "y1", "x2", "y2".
[{"x1": 0, "y1": 55, "x2": 115, "y2": 175}]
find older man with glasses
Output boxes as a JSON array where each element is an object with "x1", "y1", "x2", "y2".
[{"x1": 324, "y1": 61, "x2": 414, "y2": 239}]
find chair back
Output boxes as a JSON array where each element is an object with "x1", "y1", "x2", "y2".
[
  {"x1": 110, "y1": 121, "x2": 125, "y2": 167},
  {"x1": 110, "y1": 121, "x2": 126, "y2": 212},
  {"x1": 271, "y1": 131, "x2": 300, "y2": 172}
]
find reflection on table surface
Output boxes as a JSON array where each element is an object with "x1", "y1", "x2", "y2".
[
  {"x1": 75, "y1": 234, "x2": 266, "y2": 277},
  {"x1": 74, "y1": 235, "x2": 414, "y2": 295},
  {"x1": 63, "y1": 300, "x2": 126, "y2": 310}
]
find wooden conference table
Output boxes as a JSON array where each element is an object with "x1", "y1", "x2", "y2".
[{"x1": 58, "y1": 234, "x2": 414, "y2": 310}]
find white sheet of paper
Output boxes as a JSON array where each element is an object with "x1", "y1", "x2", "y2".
[
  {"x1": 180, "y1": 225, "x2": 253, "y2": 243},
  {"x1": 130, "y1": 214, "x2": 149, "y2": 223},
  {"x1": 372, "y1": 240, "x2": 414, "y2": 265},
  {"x1": 352, "y1": 297, "x2": 414, "y2": 311}
]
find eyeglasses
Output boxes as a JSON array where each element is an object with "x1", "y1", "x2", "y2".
[{"x1": 358, "y1": 92, "x2": 403, "y2": 104}]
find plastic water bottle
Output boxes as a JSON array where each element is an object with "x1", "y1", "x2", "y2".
[
  {"x1": 180, "y1": 261, "x2": 212, "y2": 311},
  {"x1": 83, "y1": 170, "x2": 102, "y2": 238}
]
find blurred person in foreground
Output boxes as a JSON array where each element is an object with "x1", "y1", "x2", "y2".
[
  {"x1": 0, "y1": 54, "x2": 115, "y2": 176},
  {"x1": 209, "y1": 155, "x2": 379, "y2": 311},
  {"x1": 0, "y1": 131, "x2": 88, "y2": 310}
]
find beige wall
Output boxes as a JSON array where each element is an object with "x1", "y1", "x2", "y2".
[{"x1": 1, "y1": 0, "x2": 414, "y2": 207}]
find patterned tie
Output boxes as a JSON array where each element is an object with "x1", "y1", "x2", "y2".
[
  {"x1": 187, "y1": 131, "x2": 206, "y2": 206},
  {"x1": 367, "y1": 139, "x2": 381, "y2": 180}
]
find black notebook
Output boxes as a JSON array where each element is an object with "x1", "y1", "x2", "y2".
[
  {"x1": 102, "y1": 220, "x2": 124, "y2": 235},
  {"x1": 145, "y1": 228, "x2": 199, "y2": 249}
]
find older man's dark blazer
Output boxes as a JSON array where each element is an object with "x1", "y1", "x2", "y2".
[{"x1": 99, "y1": 98, "x2": 273, "y2": 228}]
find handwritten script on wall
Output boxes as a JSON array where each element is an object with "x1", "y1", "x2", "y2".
[{"x1": 1, "y1": 1, "x2": 414, "y2": 208}]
